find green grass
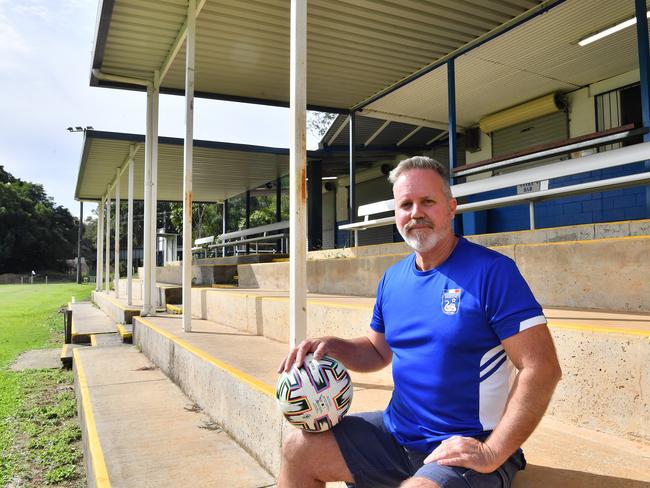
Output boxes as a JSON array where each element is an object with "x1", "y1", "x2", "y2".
[{"x1": 0, "y1": 283, "x2": 93, "y2": 487}]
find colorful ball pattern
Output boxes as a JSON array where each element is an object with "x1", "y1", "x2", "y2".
[{"x1": 276, "y1": 353, "x2": 353, "y2": 432}]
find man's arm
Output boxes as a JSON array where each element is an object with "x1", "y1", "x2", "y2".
[
  {"x1": 425, "y1": 324, "x2": 561, "y2": 473},
  {"x1": 278, "y1": 330, "x2": 392, "y2": 373}
]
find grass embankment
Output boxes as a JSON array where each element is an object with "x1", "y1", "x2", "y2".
[{"x1": 0, "y1": 283, "x2": 93, "y2": 487}]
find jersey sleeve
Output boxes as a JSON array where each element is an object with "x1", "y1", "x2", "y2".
[
  {"x1": 484, "y1": 256, "x2": 546, "y2": 341},
  {"x1": 370, "y1": 273, "x2": 387, "y2": 333}
]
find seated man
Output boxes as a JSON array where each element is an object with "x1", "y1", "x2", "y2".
[{"x1": 277, "y1": 156, "x2": 561, "y2": 488}]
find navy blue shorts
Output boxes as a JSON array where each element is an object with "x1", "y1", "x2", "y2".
[{"x1": 332, "y1": 411, "x2": 526, "y2": 488}]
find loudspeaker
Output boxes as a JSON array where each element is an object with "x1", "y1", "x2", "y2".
[{"x1": 466, "y1": 127, "x2": 481, "y2": 153}]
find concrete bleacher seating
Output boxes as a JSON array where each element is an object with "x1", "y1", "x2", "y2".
[{"x1": 76, "y1": 220, "x2": 650, "y2": 487}]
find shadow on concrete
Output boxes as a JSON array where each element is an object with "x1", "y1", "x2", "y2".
[{"x1": 515, "y1": 464, "x2": 650, "y2": 487}]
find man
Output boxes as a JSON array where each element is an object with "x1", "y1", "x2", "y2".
[{"x1": 278, "y1": 156, "x2": 561, "y2": 488}]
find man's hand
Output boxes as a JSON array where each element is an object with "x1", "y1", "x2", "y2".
[
  {"x1": 277, "y1": 338, "x2": 332, "y2": 373},
  {"x1": 424, "y1": 436, "x2": 501, "y2": 474}
]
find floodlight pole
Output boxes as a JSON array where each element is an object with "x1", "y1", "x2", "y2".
[
  {"x1": 114, "y1": 168, "x2": 121, "y2": 298},
  {"x1": 289, "y1": 0, "x2": 307, "y2": 349},
  {"x1": 127, "y1": 149, "x2": 135, "y2": 306},
  {"x1": 105, "y1": 190, "x2": 111, "y2": 292},
  {"x1": 182, "y1": 0, "x2": 196, "y2": 332}
]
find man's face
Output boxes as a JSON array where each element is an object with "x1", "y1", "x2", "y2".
[{"x1": 393, "y1": 169, "x2": 457, "y2": 253}]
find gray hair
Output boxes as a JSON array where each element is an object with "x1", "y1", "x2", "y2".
[{"x1": 388, "y1": 156, "x2": 453, "y2": 198}]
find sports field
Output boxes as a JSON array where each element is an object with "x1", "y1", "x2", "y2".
[{"x1": 0, "y1": 283, "x2": 93, "y2": 487}]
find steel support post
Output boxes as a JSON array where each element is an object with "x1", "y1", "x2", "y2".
[
  {"x1": 222, "y1": 199, "x2": 228, "y2": 257},
  {"x1": 635, "y1": 0, "x2": 650, "y2": 214},
  {"x1": 276, "y1": 178, "x2": 283, "y2": 252},
  {"x1": 182, "y1": 0, "x2": 196, "y2": 332},
  {"x1": 245, "y1": 190, "x2": 251, "y2": 254},
  {"x1": 636, "y1": 0, "x2": 650, "y2": 139},
  {"x1": 150, "y1": 73, "x2": 160, "y2": 310},
  {"x1": 447, "y1": 59, "x2": 463, "y2": 234},
  {"x1": 96, "y1": 198, "x2": 104, "y2": 291},
  {"x1": 289, "y1": 0, "x2": 307, "y2": 348},
  {"x1": 143, "y1": 86, "x2": 154, "y2": 314},
  {"x1": 105, "y1": 192, "x2": 111, "y2": 292},
  {"x1": 307, "y1": 160, "x2": 322, "y2": 250},
  {"x1": 114, "y1": 168, "x2": 121, "y2": 298},
  {"x1": 529, "y1": 202, "x2": 536, "y2": 230},
  {"x1": 348, "y1": 111, "x2": 357, "y2": 246},
  {"x1": 127, "y1": 154, "x2": 134, "y2": 306},
  {"x1": 77, "y1": 202, "x2": 83, "y2": 284}
]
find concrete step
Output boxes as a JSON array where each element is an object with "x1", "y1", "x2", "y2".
[
  {"x1": 132, "y1": 314, "x2": 650, "y2": 487},
  {"x1": 188, "y1": 287, "x2": 650, "y2": 442},
  {"x1": 70, "y1": 302, "x2": 118, "y2": 344},
  {"x1": 92, "y1": 290, "x2": 141, "y2": 325},
  {"x1": 91, "y1": 333, "x2": 123, "y2": 347},
  {"x1": 60, "y1": 343, "x2": 89, "y2": 369},
  {"x1": 73, "y1": 345, "x2": 276, "y2": 488},
  {"x1": 236, "y1": 235, "x2": 650, "y2": 313},
  {"x1": 116, "y1": 279, "x2": 181, "y2": 307}
]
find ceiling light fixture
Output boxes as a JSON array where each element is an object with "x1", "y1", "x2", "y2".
[{"x1": 578, "y1": 11, "x2": 649, "y2": 47}]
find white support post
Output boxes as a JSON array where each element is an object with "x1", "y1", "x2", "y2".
[
  {"x1": 127, "y1": 150, "x2": 134, "y2": 306},
  {"x1": 114, "y1": 168, "x2": 121, "y2": 298},
  {"x1": 143, "y1": 85, "x2": 154, "y2": 315},
  {"x1": 529, "y1": 202, "x2": 536, "y2": 230},
  {"x1": 182, "y1": 0, "x2": 196, "y2": 332},
  {"x1": 289, "y1": 0, "x2": 307, "y2": 349},
  {"x1": 105, "y1": 191, "x2": 111, "y2": 292},
  {"x1": 150, "y1": 73, "x2": 160, "y2": 311},
  {"x1": 96, "y1": 198, "x2": 105, "y2": 291}
]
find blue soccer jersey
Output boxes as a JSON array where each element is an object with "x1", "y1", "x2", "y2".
[{"x1": 370, "y1": 237, "x2": 546, "y2": 453}]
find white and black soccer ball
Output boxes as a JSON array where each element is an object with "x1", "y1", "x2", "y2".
[{"x1": 276, "y1": 353, "x2": 353, "y2": 432}]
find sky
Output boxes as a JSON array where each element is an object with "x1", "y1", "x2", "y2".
[{"x1": 0, "y1": 0, "x2": 320, "y2": 219}]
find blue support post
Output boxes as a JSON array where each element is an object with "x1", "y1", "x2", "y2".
[
  {"x1": 635, "y1": 0, "x2": 650, "y2": 217},
  {"x1": 447, "y1": 59, "x2": 465, "y2": 234},
  {"x1": 636, "y1": 0, "x2": 650, "y2": 138}
]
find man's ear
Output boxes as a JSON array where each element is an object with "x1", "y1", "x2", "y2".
[{"x1": 449, "y1": 198, "x2": 458, "y2": 217}]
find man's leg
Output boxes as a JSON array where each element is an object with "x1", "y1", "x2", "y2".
[
  {"x1": 277, "y1": 428, "x2": 354, "y2": 488},
  {"x1": 401, "y1": 478, "x2": 440, "y2": 488}
]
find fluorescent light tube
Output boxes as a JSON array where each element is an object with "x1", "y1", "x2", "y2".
[{"x1": 579, "y1": 11, "x2": 650, "y2": 47}]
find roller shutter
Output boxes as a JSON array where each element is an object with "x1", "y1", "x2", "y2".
[{"x1": 492, "y1": 111, "x2": 568, "y2": 158}]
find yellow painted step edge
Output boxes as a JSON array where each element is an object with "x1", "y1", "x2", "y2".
[
  {"x1": 136, "y1": 317, "x2": 274, "y2": 399},
  {"x1": 90, "y1": 335, "x2": 97, "y2": 347},
  {"x1": 166, "y1": 304, "x2": 182, "y2": 314},
  {"x1": 73, "y1": 348, "x2": 111, "y2": 488},
  {"x1": 116, "y1": 324, "x2": 132, "y2": 339}
]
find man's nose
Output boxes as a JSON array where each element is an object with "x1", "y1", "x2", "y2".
[{"x1": 410, "y1": 203, "x2": 424, "y2": 219}]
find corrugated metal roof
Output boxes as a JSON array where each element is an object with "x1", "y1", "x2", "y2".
[
  {"x1": 92, "y1": 0, "x2": 546, "y2": 109},
  {"x1": 75, "y1": 131, "x2": 293, "y2": 202},
  {"x1": 365, "y1": 0, "x2": 650, "y2": 126},
  {"x1": 321, "y1": 114, "x2": 445, "y2": 149}
]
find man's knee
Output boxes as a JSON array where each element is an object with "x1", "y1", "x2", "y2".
[
  {"x1": 281, "y1": 429, "x2": 308, "y2": 462},
  {"x1": 401, "y1": 476, "x2": 440, "y2": 488}
]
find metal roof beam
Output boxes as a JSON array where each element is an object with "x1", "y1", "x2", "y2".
[
  {"x1": 327, "y1": 118, "x2": 349, "y2": 146},
  {"x1": 426, "y1": 131, "x2": 449, "y2": 145},
  {"x1": 159, "y1": 0, "x2": 207, "y2": 85},
  {"x1": 361, "y1": 109, "x2": 459, "y2": 132},
  {"x1": 397, "y1": 126, "x2": 423, "y2": 147},
  {"x1": 364, "y1": 120, "x2": 391, "y2": 147}
]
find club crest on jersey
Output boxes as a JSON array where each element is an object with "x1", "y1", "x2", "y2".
[{"x1": 441, "y1": 288, "x2": 461, "y2": 315}]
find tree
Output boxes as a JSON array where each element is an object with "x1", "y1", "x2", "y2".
[
  {"x1": 0, "y1": 166, "x2": 78, "y2": 273},
  {"x1": 307, "y1": 111, "x2": 337, "y2": 139}
]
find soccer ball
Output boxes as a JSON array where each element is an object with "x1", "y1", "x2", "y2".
[{"x1": 276, "y1": 353, "x2": 353, "y2": 432}]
